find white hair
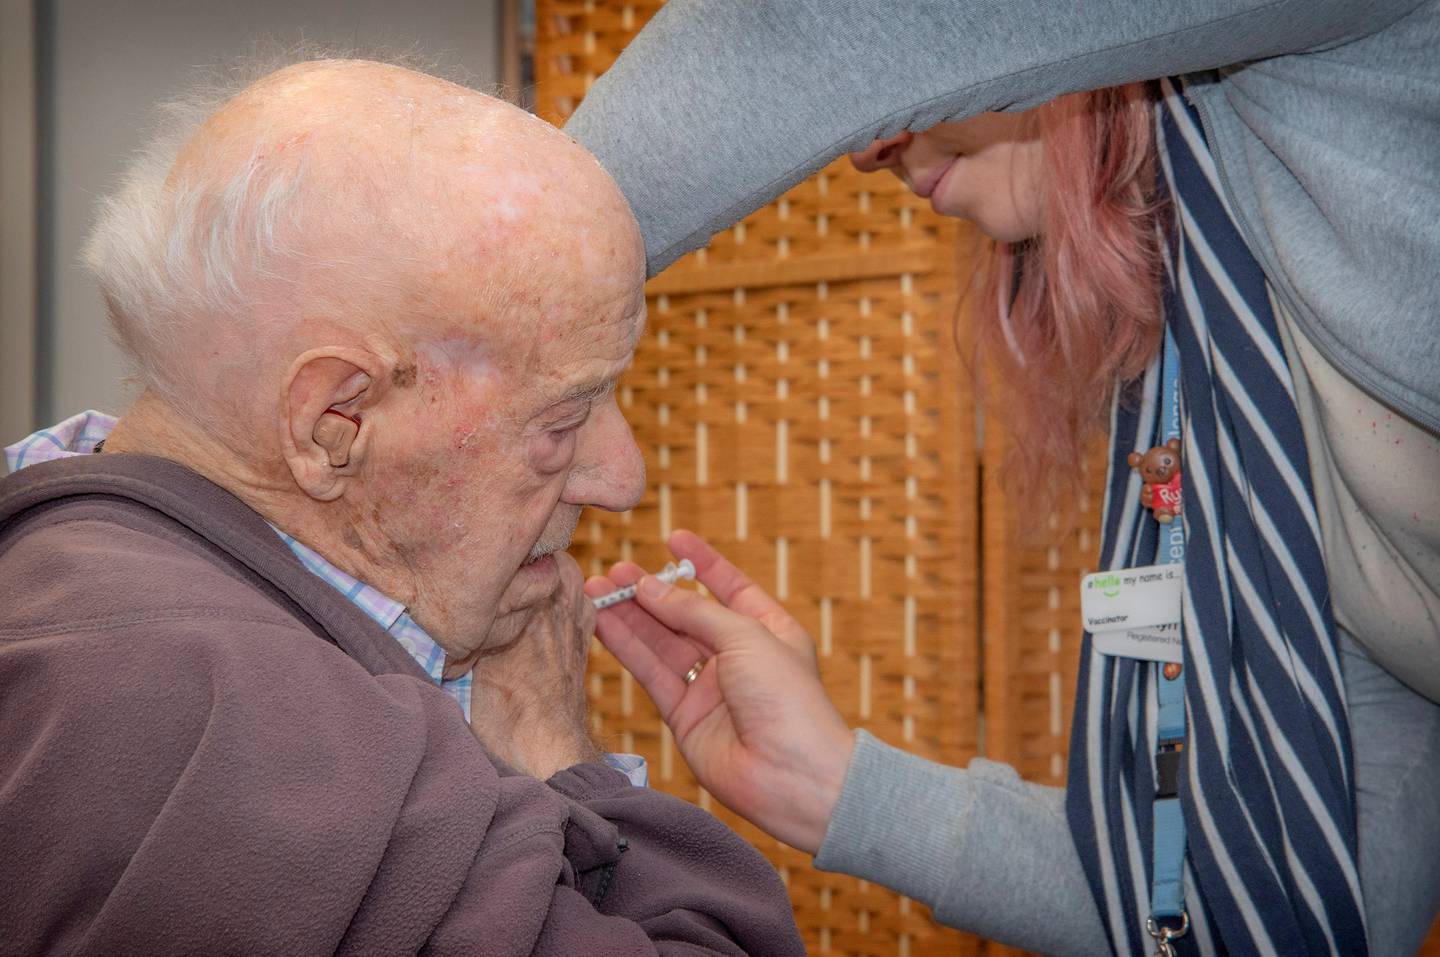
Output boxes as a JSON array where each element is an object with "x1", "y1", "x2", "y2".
[{"x1": 80, "y1": 47, "x2": 480, "y2": 414}]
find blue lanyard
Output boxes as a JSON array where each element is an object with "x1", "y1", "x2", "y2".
[{"x1": 1149, "y1": 328, "x2": 1189, "y2": 939}]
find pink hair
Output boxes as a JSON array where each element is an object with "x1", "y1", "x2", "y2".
[{"x1": 974, "y1": 83, "x2": 1166, "y2": 510}]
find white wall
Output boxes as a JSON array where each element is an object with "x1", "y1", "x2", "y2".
[{"x1": 37, "y1": 0, "x2": 500, "y2": 424}]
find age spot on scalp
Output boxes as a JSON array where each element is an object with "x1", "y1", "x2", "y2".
[{"x1": 392, "y1": 363, "x2": 418, "y2": 388}]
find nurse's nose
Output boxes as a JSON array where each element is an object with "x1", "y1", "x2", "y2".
[{"x1": 848, "y1": 131, "x2": 913, "y2": 172}]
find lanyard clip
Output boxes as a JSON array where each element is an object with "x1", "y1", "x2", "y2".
[
  {"x1": 1155, "y1": 739, "x2": 1185, "y2": 799},
  {"x1": 1147, "y1": 913, "x2": 1189, "y2": 957}
]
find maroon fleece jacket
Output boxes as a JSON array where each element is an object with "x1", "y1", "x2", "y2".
[{"x1": 0, "y1": 453, "x2": 804, "y2": 956}]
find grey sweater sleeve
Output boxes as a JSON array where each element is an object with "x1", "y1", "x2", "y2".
[
  {"x1": 566, "y1": 0, "x2": 1423, "y2": 276},
  {"x1": 814, "y1": 730, "x2": 1106, "y2": 956}
]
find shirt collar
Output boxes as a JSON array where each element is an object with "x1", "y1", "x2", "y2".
[
  {"x1": 4, "y1": 412, "x2": 448, "y2": 685},
  {"x1": 4, "y1": 410, "x2": 117, "y2": 472},
  {"x1": 268, "y1": 526, "x2": 450, "y2": 687},
  {"x1": 269, "y1": 526, "x2": 407, "y2": 631}
]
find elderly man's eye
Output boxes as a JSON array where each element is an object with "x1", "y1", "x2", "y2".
[
  {"x1": 536, "y1": 399, "x2": 594, "y2": 455},
  {"x1": 544, "y1": 424, "x2": 582, "y2": 451},
  {"x1": 529, "y1": 424, "x2": 580, "y2": 472}
]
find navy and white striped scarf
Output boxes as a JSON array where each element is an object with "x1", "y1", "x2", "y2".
[{"x1": 1066, "y1": 78, "x2": 1367, "y2": 955}]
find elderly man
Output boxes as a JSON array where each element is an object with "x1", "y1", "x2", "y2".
[{"x1": 0, "y1": 60, "x2": 802, "y2": 955}]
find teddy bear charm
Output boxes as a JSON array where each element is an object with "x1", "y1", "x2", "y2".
[{"x1": 1128, "y1": 437, "x2": 1183, "y2": 524}]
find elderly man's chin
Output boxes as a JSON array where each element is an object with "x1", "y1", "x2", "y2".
[{"x1": 474, "y1": 550, "x2": 572, "y2": 656}]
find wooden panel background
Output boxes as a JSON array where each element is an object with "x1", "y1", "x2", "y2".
[
  {"x1": 534, "y1": 3, "x2": 1072, "y2": 954},
  {"x1": 533, "y1": 3, "x2": 1440, "y2": 954},
  {"x1": 537, "y1": 5, "x2": 982, "y2": 954}
]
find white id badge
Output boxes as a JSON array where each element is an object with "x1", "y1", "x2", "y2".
[
  {"x1": 1095, "y1": 624, "x2": 1182, "y2": 663},
  {"x1": 1080, "y1": 564, "x2": 1184, "y2": 663}
]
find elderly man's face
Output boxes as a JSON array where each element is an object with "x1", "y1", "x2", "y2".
[
  {"x1": 182, "y1": 63, "x2": 648, "y2": 664},
  {"x1": 364, "y1": 210, "x2": 647, "y2": 662}
]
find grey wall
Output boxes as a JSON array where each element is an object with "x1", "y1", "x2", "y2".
[
  {"x1": 1, "y1": 1, "x2": 39, "y2": 444},
  {"x1": 36, "y1": 0, "x2": 500, "y2": 426}
]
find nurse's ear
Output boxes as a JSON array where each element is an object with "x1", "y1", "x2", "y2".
[{"x1": 849, "y1": 130, "x2": 913, "y2": 172}]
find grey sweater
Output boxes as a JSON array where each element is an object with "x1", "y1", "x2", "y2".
[
  {"x1": 565, "y1": 2, "x2": 1440, "y2": 952},
  {"x1": 568, "y1": 0, "x2": 1440, "y2": 434}
]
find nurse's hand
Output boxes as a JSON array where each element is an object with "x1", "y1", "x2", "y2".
[{"x1": 588, "y1": 530, "x2": 854, "y2": 855}]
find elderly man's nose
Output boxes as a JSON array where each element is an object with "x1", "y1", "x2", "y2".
[
  {"x1": 592, "y1": 438, "x2": 646, "y2": 511},
  {"x1": 612, "y1": 438, "x2": 647, "y2": 511},
  {"x1": 849, "y1": 131, "x2": 913, "y2": 173},
  {"x1": 572, "y1": 412, "x2": 646, "y2": 512}
]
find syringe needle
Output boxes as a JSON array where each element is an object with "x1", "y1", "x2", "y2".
[{"x1": 591, "y1": 559, "x2": 696, "y2": 609}]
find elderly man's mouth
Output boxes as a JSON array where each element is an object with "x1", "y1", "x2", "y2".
[{"x1": 519, "y1": 552, "x2": 557, "y2": 572}]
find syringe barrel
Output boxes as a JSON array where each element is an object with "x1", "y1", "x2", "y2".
[{"x1": 591, "y1": 558, "x2": 696, "y2": 610}]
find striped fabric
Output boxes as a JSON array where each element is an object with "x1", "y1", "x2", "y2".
[
  {"x1": 1066, "y1": 78, "x2": 1366, "y2": 955},
  {"x1": 270, "y1": 527, "x2": 473, "y2": 718},
  {"x1": 3, "y1": 410, "x2": 116, "y2": 469}
]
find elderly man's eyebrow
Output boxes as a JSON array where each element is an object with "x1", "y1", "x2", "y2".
[
  {"x1": 561, "y1": 377, "x2": 619, "y2": 404},
  {"x1": 538, "y1": 378, "x2": 618, "y2": 420}
]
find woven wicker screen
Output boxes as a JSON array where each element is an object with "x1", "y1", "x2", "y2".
[{"x1": 536, "y1": 4, "x2": 1091, "y2": 955}]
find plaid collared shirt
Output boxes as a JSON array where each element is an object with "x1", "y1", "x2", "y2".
[
  {"x1": 6, "y1": 410, "x2": 645, "y2": 785},
  {"x1": 269, "y1": 526, "x2": 473, "y2": 717}
]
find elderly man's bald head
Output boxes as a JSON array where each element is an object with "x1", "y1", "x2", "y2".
[
  {"x1": 89, "y1": 59, "x2": 648, "y2": 661},
  {"x1": 87, "y1": 59, "x2": 642, "y2": 427}
]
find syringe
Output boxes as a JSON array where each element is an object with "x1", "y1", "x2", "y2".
[{"x1": 591, "y1": 559, "x2": 696, "y2": 609}]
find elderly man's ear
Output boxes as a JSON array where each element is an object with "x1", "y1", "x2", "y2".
[{"x1": 283, "y1": 348, "x2": 395, "y2": 502}]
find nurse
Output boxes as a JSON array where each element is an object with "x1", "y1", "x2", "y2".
[{"x1": 572, "y1": 3, "x2": 1440, "y2": 954}]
